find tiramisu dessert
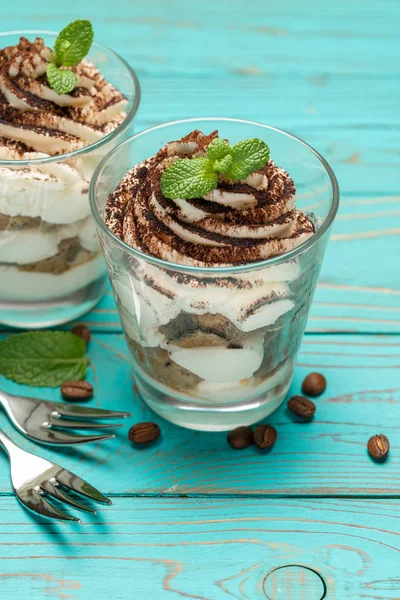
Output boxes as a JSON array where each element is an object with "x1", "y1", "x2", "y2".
[
  {"x1": 0, "y1": 23, "x2": 128, "y2": 308},
  {"x1": 104, "y1": 129, "x2": 320, "y2": 418}
]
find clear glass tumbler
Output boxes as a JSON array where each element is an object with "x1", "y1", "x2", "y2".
[
  {"x1": 91, "y1": 118, "x2": 339, "y2": 431},
  {"x1": 0, "y1": 31, "x2": 140, "y2": 328}
]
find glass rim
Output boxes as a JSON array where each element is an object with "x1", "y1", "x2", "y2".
[
  {"x1": 90, "y1": 117, "x2": 340, "y2": 274},
  {"x1": 0, "y1": 30, "x2": 141, "y2": 166}
]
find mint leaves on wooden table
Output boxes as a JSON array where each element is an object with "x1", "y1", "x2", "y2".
[
  {"x1": 0, "y1": 331, "x2": 89, "y2": 387},
  {"x1": 46, "y1": 20, "x2": 94, "y2": 95},
  {"x1": 160, "y1": 137, "x2": 270, "y2": 200}
]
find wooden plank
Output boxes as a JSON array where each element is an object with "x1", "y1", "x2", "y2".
[
  {"x1": 0, "y1": 333, "x2": 399, "y2": 496},
  {"x1": 4, "y1": 0, "x2": 400, "y2": 76},
  {"x1": 135, "y1": 76, "x2": 400, "y2": 128},
  {"x1": 0, "y1": 496, "x2": 399, "y2": 599}
]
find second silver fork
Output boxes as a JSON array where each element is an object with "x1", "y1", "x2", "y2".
[
  {"x1": 0, "y1": 427, "x2": 112, "y2": 521},
  {"x1": 0, "y1": 388, "x2": 131, "y2": 445}
]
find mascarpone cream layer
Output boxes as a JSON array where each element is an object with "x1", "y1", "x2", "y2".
[
  {"x1": 0, "y1": 254, "x2": 104, "y2": 300},
  {"x1": 0, "y1": 215, "x2": 98, "y2": 264},
  {"x1": 114, "y1": 259, "x2": 300, "y2": 350}
]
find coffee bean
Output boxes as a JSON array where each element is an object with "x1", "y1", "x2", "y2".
[
  {"x1": 129, "y1": 422, "x2": 161, "y2": 445},
  {"x1": 254, "y1": 424, "x2": 277, "y2": 450},
  {"x1": 368, "y1": 434, "x2": 390, "y2": 461},
  {"x1": 61, "y1": 380, "x2": 93, "y2": 401},
  {"x1": 302, "y1": 372, "x2": 326, "y2": 397},
  {"x1": 287, "y1": 395, "x2": 316, "y2": 420},
  {"x1": 72, "y1": 323, "x2": 91, "y2": 344},
  {"x1": 227, "y1": 426, "x2": 254, "y2": 450}
]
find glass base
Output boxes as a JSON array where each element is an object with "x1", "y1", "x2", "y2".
[
  {"x1": 134, "y1": 362, "x2": 293, "y2": 431},
  {"x1": 0, "y1": 276, "x2": 106, "y2": 329}
]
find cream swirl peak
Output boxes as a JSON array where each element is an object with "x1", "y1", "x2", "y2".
[
  {"x1": 0, "y1": 35, "x2": 127, "y2": 156},
  {"x1": 105, "y1": 130, "x2": 315, "y2": 267}
]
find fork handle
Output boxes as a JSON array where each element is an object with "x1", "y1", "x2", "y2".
[
  {"x1": 0, "y1": 388, "x2": 11, "y2": 404},
  {"x1": 0, "y1": 389, "x2": 14, "y2": 417},
  {"x1": 0, "y1": 428, "x2": 21, "y2": 457}
]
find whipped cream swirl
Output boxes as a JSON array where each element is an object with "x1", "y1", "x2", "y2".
[
  {"x1": 0, "y1": 36, "x2": 127, "y2": 157},
  {"x1": 106, "y1": 130, "x2": 315, "y2": 266}
]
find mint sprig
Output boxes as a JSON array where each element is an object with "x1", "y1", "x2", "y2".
[
  {"x1": 46, "y1": 63, "x2": 78, "y2": 95},
  {"x1": 46, "y1": 20, "x2": 94, "y2": 95},
  {"x1": 160, "y1": 137, "x2": 270, "y2": 200},
  {"x1": 0, "y1": 331, "x2": 89, "y2": 387}
]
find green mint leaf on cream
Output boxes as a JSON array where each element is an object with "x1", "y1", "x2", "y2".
[
  {"x1": 207, "y1": 137, "x2": 230, "y2": 161},
  {"x1": 54, "y1": 19, "x2": 94, "y2": 67},
  {"x1": 46, "y1": 63, "x2": 78, "y2": 95},
  {"x1": 160, "y1": 137, "x2": 270, "y2": 200},
  {"x1": 214, "y1": 153, "x2": 233, "y2": 174},
  {"x1": 224, "y1": 138, "x2": 270, "y2": 181},
  {"x1": 47, "y1": 20, "x2": 93, "y2": 94},
  {"x1": 161, "y1": 157, "x2": 218, "y2": 199},
  {"x1": 0, "y1": 331, "x2": 89, "y2": 387}
]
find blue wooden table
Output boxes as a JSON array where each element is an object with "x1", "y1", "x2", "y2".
[{"x1": 1, "y1": 1, "x2": 400, "y2": 598}]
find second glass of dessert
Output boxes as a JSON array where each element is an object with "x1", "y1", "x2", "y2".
[
  {"x1": 0, "y1": 26, "x2": 140, "y2": 327},
  {"x1": 91, "y1": 118, "x2": 339, "y2": 431}
]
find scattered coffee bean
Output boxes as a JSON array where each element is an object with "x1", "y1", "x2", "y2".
[
  {"x1": 61, "y1": 380, "x2": 93, "y2": 401},
  {"x1": 72, "y1": 323, "x2": 91, "y2": 344},
  {"x1": 227, "y1": 426, "x2": 254, "y2": 450},
  {"x1": 129, "y1": 422, "x2": 161, "y2": 445},
  {"x1": 302, "y1": 372, "x2": 326, "y2": 397},
  {"x1": 288, "y1": 395, "x2": 316, "y2": 420},
  {"x1": 368, "y1": 434, "x2": 390, "y2": 461},
  {"x1": 254, "y1": 424, "x2": 277, "y2": 450}
]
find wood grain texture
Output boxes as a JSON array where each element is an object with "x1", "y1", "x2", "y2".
[
  {"x1": 3, "y1": 0, "x2": 400, "y2": 77},
  {"x1": 0, "y1": 332, "x2": 398, "y2": 496},
  {"x1": 264, "y1": 566, "x2": 326, "y2": 600},
  {"x1": 0, "y1": 496, "x2": 399, "y2": 599},
  {"x1": 1, "y1": 0, "x2": 399, "y2": 594}
]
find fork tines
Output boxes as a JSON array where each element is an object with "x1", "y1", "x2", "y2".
[
  {"x1": 42, "y1": 403, "x2": 132, "y2": 445},
  {"x1": 55, "y1": 404, "x2": 132, "y2": 420},
  {"x1": 19, "y1": 466, "x2": 112, "y2": 523}
]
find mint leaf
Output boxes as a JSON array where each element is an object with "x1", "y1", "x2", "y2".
[
  {"x1": 46, "y1": 63, "x2": 78, "y2": 95},
  {"x1": 0, "y1": 331, "x2": 89, "y2": 387},
  {"x1": 54, "y1": 19, "x2": 94, "y2": 67},
  {"x1": 160, "y1": 136, "x2": 271, "y2": 199},
  {"x1": 225, "y1": 138, "x2": 270, "y2": 181},
  {"x1": 207, "y1": 137, "x2": 230, "y2": 161},
  {"x1": 46, "y1": 20, "x2": 93, "y2": 94},
  {"x1": 214, "y1": 154, "x2": 233, "y2": 174},
  {"x1": 161, "y1": 157, "x2": 219, "y2": 199}
]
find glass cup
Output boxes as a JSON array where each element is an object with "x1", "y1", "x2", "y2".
[
  {"x1": 91, "y1": 118, "x2": 339, "y2": 431},
  {"x1": 0, "y1": 31, "x2": 140, "y2": 328}
]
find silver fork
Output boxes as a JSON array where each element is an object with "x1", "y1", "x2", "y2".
[
  {"x1": 0, "y1": 428, "x2": 111, "y2": 522},
  {"x1": 0, "y1": 389, "x2": 131, "y2": 445}
]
